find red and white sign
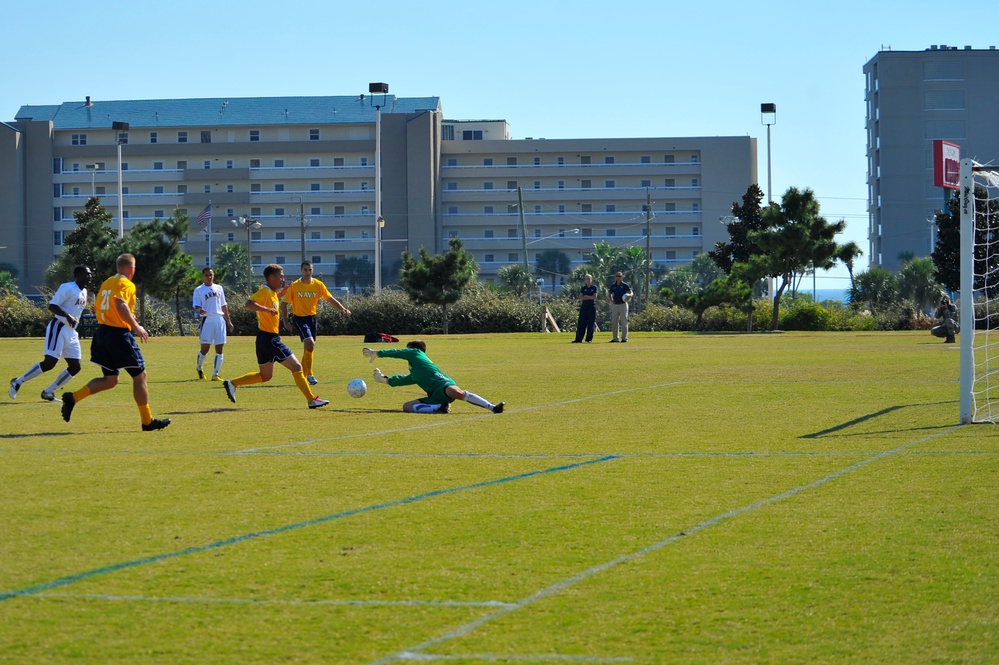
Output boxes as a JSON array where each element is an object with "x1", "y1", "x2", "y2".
[{"x1": 933, "y1": 140, "x2": 961, "y2": 190}]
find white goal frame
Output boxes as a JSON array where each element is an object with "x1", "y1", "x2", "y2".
[{"x1": 959, "y1": 158, "x2": 999, "y2": 423}]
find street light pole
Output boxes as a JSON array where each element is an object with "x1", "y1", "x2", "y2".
[
  {"x1": 112, "y1": 121, "x2": 129, "y2": 238},
  {"x1": 232, "y1": 215, "x2": 262, "y2": 274},
  {"x1": 761, "y1": 103, "x2": 777, "y2": 299},
  {"x1": 369, "y1": 82, "x2": 389, "y2": 294}
]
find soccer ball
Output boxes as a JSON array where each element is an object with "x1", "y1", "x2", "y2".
[
  {"x1": 623, "y1": 293, "x2": 632, "y2": 302},
  {"x1": 347, "y1": 378, "x2": 367, "y2": 398}
]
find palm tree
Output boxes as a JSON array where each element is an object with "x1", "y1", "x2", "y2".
[
  {"x1": 535, "y1": 249, "x2": 570, "y2": 292},
  {"x1": 497, "y1": 263, "x2": 534, "y2": 296},
  {"x1": 334, "y1": 257, "x2": 375, "y2": 292},
  {"x1": 898, "y1": 257, "x2": 944, "y2": 314},
  {"x1": 837, "y1": 242, "x2": 864, "y2": 292}
]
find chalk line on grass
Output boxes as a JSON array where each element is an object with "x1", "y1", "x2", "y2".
[
  {"x1": 0, "y1": 455, "x2": 619, "y2": 603},
  {"x1": 366, "y1": 426, "x2": 961, "y2": 664},
  {"x1": 27, "y1": 592, "x2": 516, "y2": 609}
]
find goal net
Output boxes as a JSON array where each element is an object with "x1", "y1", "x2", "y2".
[{"x1": 958, "y1": 159, "x2": 999, "y2": 423}]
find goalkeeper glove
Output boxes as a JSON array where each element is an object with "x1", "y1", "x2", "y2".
[
  {"x1": 372, "y1": 368, "x2": 389, "y2": 384},
  {"x1": 362, "y1": 347, "x2": 378, "y2": 362}
]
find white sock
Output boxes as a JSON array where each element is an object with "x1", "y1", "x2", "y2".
[
  {"x1": 17, "y1": 363, "x2": 44, "y2": 385},
  {"x1": 45, "y1": 369, "x2": 73, "y2": 393},
  {"x1": 214, "y1": 354, "x2": 224, "y2": 377},
  {"x1": 411, "y1": 403, "x2": 438, "y2": 413},
  {"x1": 197, "y1": 352, "x2": 205, "y2": 371},
  {"x1": 462, "y1": 391, "x2": 494, "y2": 411}
]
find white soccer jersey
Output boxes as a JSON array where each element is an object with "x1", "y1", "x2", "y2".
[
  {"x1": 50, "y1": 280, "x2": 88, "y2": 326},
  {"x1": 192, "y1": 283, "x2": 228, "y2": 317}
]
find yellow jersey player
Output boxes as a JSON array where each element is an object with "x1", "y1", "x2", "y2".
[
  {"x1": 223, "y1": 264, "x2": 329, "y2": 409},
  {"x1": 61, "y1": 254, "x2": 171, "y2": 431},
  {"x1": 280, "y1": 260, "x2": 351, "y2": 385}
]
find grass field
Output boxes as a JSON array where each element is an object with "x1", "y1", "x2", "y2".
[{"x1": 0, "y1": 331, "x2": 996, "y2": 664}]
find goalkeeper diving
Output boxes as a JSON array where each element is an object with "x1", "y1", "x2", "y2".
[{"x1": 362, "y1": 340, "x2": 504, "y2": 414}]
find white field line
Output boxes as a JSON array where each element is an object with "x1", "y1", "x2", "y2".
[
  {"x1": 234, "y1": 382, "x2": 684, "y2": 453},
  {"x1": 26, "y1": 592, "x2": 515, "y2": 609},
  {"x1": 367, "y1": 425, "x2": 961, "y2": 665}
]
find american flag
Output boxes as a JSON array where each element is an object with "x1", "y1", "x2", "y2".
[{"x1": 196, "y1": 204, "x2": 211, "y2": 228}]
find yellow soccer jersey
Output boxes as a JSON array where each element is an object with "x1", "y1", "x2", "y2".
[
  {"x1": 96, "y1": 274, "x2": 136, "y2": 329},
  {"x1": 282, "y1": 279, "x2": 332, "y2": 317},
  {"x1": 250, "y1": 285, "x2": 281, "y2": 334}
]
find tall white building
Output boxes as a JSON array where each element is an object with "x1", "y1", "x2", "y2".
[
  {"x1": 864, "y1": 44, "x2": 999, "y2": 271},
  {"x1": 1, "y1": 95, "x2": 756, "y2": 295}
]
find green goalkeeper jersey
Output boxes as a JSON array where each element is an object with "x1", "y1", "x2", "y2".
[{"x1": 377, "y1": 348, "x2": 456, "y2": 394}]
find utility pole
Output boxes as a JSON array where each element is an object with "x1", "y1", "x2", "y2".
[
  {"x1": 645, "y1": 188, "x2": 652, "y2": 311},
  {"x1": 299, "y1": 201, "x2": 307, "y2": 264}
]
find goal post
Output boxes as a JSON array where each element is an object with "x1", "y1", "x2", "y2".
[
  {"x1": 958, "y1": 157, "x2": 999, "y2": 424},
  {"x1": 959, "y1": 158, "x2": 975, "y2": 423}
]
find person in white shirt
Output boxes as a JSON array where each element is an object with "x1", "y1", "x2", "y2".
[
  {"x1": 192, "y1": 267, "x2": 234, "y2": 380},
  {"x1": 9, "y1": 265, "x2": 92, "y2": 401}
]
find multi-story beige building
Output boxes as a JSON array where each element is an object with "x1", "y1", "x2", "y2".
[{"x1": 1, "y1": 95, "x2": 756, "y2": 295}]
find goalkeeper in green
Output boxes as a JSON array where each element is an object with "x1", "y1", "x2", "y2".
[{"x1": 363, "y1": 340, "x2": 504, "y2": 414}]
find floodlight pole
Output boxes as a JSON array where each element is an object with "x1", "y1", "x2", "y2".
[
  {"x1": 369, "y1": 82, "x2": 389, "y2": 294},
  {"x1": 113, "y1": 121, "x2": 129, "y2": 237},
  {"x1": 761, "y1": 103, "x2": 777, "y2": 301}
]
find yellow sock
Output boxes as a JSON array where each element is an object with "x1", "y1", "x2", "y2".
[
  {"x1": 232, "y1": 372, "x2": 263, "y2": 388},
  {"x1": 292, "y1": 371, "x2": 316, "y2": 401},
  {"x1": 138, "y1": 403, "x2": 152, "y2": 426},
  {"x1": 303, "y1": 350, "x2": 314, "y2": 376},
  {"x1": 72, "y1": 385, "x2": 91, "y2": 403}
]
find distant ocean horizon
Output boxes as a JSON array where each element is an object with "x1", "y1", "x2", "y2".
[{"x1": 810, "y1": 288, "x2": 848, "y2": 303}]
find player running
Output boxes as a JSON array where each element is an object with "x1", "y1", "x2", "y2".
[
  {"x1": 61, "y1": 254, "x2": 171, "y2": 431},
  {"x1": 192, "y1": 267, "x2": 234, "y2": 380},
  {"x1": 280, "y1": 260, "x2": 351, "y2": 386},
  {"x1": 363, "y1": 340, "x2": 504, "y2": 414},
  {"x1": 9, "y1": 265, "x2": 92, "y2": 402},
  {"x1": 223, "y1": 264, "x2": 328, "y2": 409}
]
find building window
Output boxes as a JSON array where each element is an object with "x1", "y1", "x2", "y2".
[
  {"x1": 463, "y1": 130, "x2": 483, "y2": 140},
  {"x1": 606, "y1": 204, "x2": 616, "y2": 212},
  {"x1": 447, "y1": 206, "x2": 458, "y2": 214},
  {"x1": 691, "y1": 178, "x2": 699, "y2": 187},
  {"x1": 580, "y1": 155, "x2": 591, "y2": 165},
  {"x1": 606, "y1": 229, "x2": 616, "y2": 237},
  {"x1": 334, "y1": 157, "x2": 344, "y2": 167},
  {"x1": 641, "y1": 155, "x2": 651, "y2": 163},
  {"x1": 664, "y1": 203, "x2": 676, "y2": 212},
  {"x1": 177, "y1": 185, "x2": 187, "y2": 194},
  {"x1": 483, "y1": 182, "x2": 493, "y2": 190},
  {"x1": 483, "y1": 158, "x2": 493, "y2": 166},
  {"x1": 605, "y1": 180, "x2": 615, "y2": 188},
  {"x1": 507, "y1": 181, "x2": 517, "y2": 190},
  {"x1": 557, "y1": 156, "x2": 565, "y2": 165},
  {"x1": 604, "y1": 156, "x2": 614, "y2": 164},
  {"x1": 71, "y1": 134, "x2": 87, "y2": 146},
  {"x1": 335, "y1": 230, "x2": 346, "y2": 239},
  {"x1": 508, "y1": 229, "x2": 518, "y2": 238},
  {"x1": 250, "y1": 130, "x2": 260, "y2": 142},
  {"x1": 149, "y1": 132, "x2": 158, "y2": 144},
  {"x1": 508, "y1": 253, "x2": 518, "y2": 262},
  {"x1": 121, "y1": 163, "x2": 129, "y2": 171},
  {"x1": 484, "y1": 254, "x2": 494, "y2": 262},
  {"x1": 534, "y1": 205, "x2": 542, "y2": 213},
  {"x1": 53, "y1": 158, "x2": 62, "y2": 174},
  {"x1": 177, "y1": 131, "x2": 188, "y2": 143},
  {"x1": 334, "y1": 182, "x2": 345, "y2": 191},
  {"x1": 334, "y1": 206, "x2": 344, "y2": 216},
  {"x1": 204, "y1": 185, "x2": 211, "y2": 194},
  {"x1": 310, "y1": 159, "x2": 320, "y2": 167},
  {"x1": 581, "y1": 228, "x2": 592, "y2": 237},
  {"x1": 484, "y1": 229, "x2": 494, "y2": 238},
  {"x1": 309, "y1": 129, "x2": 320, "y2": 141},
  {"x1": 154, "y1": 209, "x2": 164, "y2": 218},
  {"x1": 507, "y1": 157, "x2": 517, "y2": 166},
  {"x1": 53, "y1": 184, "x2": 61, "y2": 198},
  {"x1": 203, "y1": 160, "x2": 211, "y2": 169},
  {"x1": 249, "y1": 159, "x2": 260, "y2": 168},
  {"x1": 227, "y1": 185, "x2": 234, "y2": 193},
  {"x1": 692, "y1": 226, "x2": 701, "y2": 236},
  {"x1": 447, "y1": 182, "x2": 458, "y2": 190},
  {"x1": 692, "y1": 203, "x2": 700, "y2": 211},
  {"x1": 360, "y1": 157, "x2": 368, "y2": 166},
  {"x1": 53, "y1": 208, "x2": 62, "y2": 222},
  {"x1": 664, "y1": 178, "x2": 675, "y2": 188},
  {"x1": 641, "y1": 180, "x2": 651, "y2": 188},
  {"x1": 153, "y1": 186, "x2": 164, "y2": 194},
  {"x1": 117, "y1": 132, "x2": 128, "y2": 144},
  {"x1": 274, "y1": 159, "x2": 284, "y2": 167},
  {"x1": 311, "y1": 208, "x2": 320, "y2": 216},
  {"x1": 250, "y1": 184, "x2": 261, "y2": 192},
  {"x1": 201, "y1": 131, "x2": 211, "y2": 143},
  {"x1": 276, "y1": 256, "x2": 285, "y2": 264},
  {"x1": 446, "y1": 158, "x2": 457, "y2": 166},
  {"x1": 664, "y1": 154, "x2": 675, "y2": 163},
  {"x1": 360, "y1": 182, "x2": 368, "y2": 190},
  {"x1": 449, "y1": 230, "x2": 459, "y2": 239},
  {"x1": 311, "y1": 183, "x2": 321, "y2": 191},
  {"x1": 666, "y1": 250, "x2": 676, "y2": 260},
  {"x1": 153, "y1": 162, "x2": 163, "y2": 170},
  {"x1": 581, "y1": 180, "x2": 591, "y2": 189},
  {"x1": 691, "y1": 154, "x2": 699, "y2": 163},
  {"x1": 557, "y1": 205, "x2": 565, "y2": 213},
  {"x1": 275, "y1": 208, "x2": 285, "y2": 216},
  {"x1": 275, "y1": 232, "x2": 285, "y2": 240},
  {"x1": 442, "y1": 125, "x2": 454, "y2": 141},
  {"x1": 275, "y1": 184, "x2": 285, "y2": 192},
  {"x1": 534, "y1": 181, "x2": 541, "y2": 189},
  {"x1": 581, "y1": 204, "x2": 592, "y2": 213},
  {"x1": 484, "y1": 206, "x2": 494, "y2": 213},
  {"x1": 557, "y1": 181, "x2": 565, "y2": 189}
]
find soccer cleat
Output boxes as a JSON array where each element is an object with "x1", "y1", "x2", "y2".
[
  {"x1": 41, "y1": 390, "x2": 58, "y2": 402},
  {"x1": 435, "y1": 402, "x2": 451, "y2": 414},
  {"x1": 492, "y1": 401, "x2": 505, "y2": 414},
  {"x1": 61, "y1": 392, "x2": 76, "y2": 422},
  {"x1": 223, "y1": 379, "x2": 237, "y2": 403},
  {"x1": 142, "y1": 418, "x2": 171, "y2": 431},
  {"x1": 9, "y1": 378, "x2": 19, "y2": 399},
  {"x1": 198, "y1": 369, "x2": 205, "y2": 380},
  {"x1": 308, "y1": 396, "x2": 329, "y2": 409},
  {"x1": 372, "y1": 368, "x2": 389, "y2": 384},
  {"x1": 211, "y1": 375, "x2": 223, "y2": 381},
  {"x1": 307, "y1": 375, "x2": 319, "y2": 386}
]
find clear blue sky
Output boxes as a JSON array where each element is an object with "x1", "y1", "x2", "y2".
[{"x1": 4, "y1": 0, "x2": 993, "y2": 290}]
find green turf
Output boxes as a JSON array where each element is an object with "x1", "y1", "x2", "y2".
[{"x1": 1, "y1": 331, "x2": 996, "y2": 663}]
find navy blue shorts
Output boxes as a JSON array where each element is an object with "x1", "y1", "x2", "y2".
[
  {"x1": 91, "y1": 325, "x2": 145, "y2": 377},
  {"x1": 255, "y1": 331, "x2": 295, "y2": 365},
  {"x1": 291, "y1": 315, "x2": 318, "y2": 342}
]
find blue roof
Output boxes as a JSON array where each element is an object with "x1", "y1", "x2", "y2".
[{"x1": 14, "y1": 95, "x2": 441, "y2": 129}]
